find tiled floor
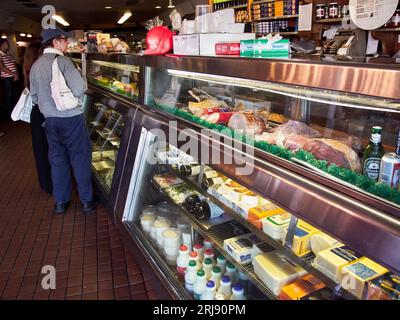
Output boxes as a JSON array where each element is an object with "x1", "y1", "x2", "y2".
[{"x1": 0, "y1": 121, "x2": 158, "y2": 300}]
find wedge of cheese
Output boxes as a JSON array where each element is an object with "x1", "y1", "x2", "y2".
[
  {"x1": 310, "y1": 232, "x2": 342, "y2": 255},
  {"x1": 283, "y1": 222, "x2": 319, "y2": 256},
  {"x1": 248, "y1": 203, "x2": 286, "y2": 230}
]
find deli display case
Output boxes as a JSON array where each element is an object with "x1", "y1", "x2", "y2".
[
  {"x1": 86, "y1": 53, "x2": 140, "y2": 101},
  {"x1": 110, "y1": 55, "x2": 400, "y2": 300}
]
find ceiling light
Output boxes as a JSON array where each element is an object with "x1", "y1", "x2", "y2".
[
  {"x1": 20, "y1": 33, "x2": 26, "y2": 37},
  {"x1": 105, "y1": 6, "x2": 112, "y2": 9},
  {"x1": 1, "y1": 34, "x2": 7, "y2": 39},
  {"x1": 52, "y1": 15, "x2": 70, "y2": 27},
  {"x1": 155, "y1": 5, "x2": 161, "y2": 9},
  {"x1": 27, "y1": 34, "x2": 32, "y2": 38},
  {"x1": 168, "y1": 0, "x2": 175, "y2": 8},
  {"x1": 117, "y1": 11, "x2": 132, "y2": 24}
]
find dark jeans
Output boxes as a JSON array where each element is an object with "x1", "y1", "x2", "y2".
[
  {"x1": 30, "y1": 105, "x2": 53, "y2": 194},
  {"x1": 44, "y1": 114, "x2": 93, "y2": 204},
  {"x1": 0, "y1": 77, "x2": 18, "y2": 118}
]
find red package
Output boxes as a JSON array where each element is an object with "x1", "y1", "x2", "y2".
[
  {"x1": 215, "y1": 42, "x2": 241, "y2": 56},
  {"x1": 203, "y1": 107, "x2": 231, "y2": 115},
  {"x1": 206, "y1": 112, "x2": 235, "y2": 124},
  {"x1": 144, "y1": 26, "x2": 173, "y2": 55}
]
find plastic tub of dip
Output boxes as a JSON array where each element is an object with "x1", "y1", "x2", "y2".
[{"x1": 162, "y1": 228, "x2": 181, "y2": 247}]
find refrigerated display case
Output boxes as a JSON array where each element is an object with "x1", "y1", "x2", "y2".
[{"x1": 86, "y1": 53, "x2": 140, "y2": 101}]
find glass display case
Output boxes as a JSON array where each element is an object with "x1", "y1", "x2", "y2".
[
  {"x1": 144, "y1": 64, "x2": 400, "y2": 210},
  {"x1": 85, "y1": 100, "x2": 124, "y2": 194},
  {"x1": 87, "y1": 55, "x2": 140, "y2": 101},
  {"x1": 120, "y1": 125, "x2": 398, "y2": 300}
]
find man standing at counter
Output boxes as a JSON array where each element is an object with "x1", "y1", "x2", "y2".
[{"x1": 30, "y1": 27, "x2": 95, "y2": 214}]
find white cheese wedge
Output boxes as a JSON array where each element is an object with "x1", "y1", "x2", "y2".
[{"x1": 310, "y1": 233, "x2": 342, "y2": 255}]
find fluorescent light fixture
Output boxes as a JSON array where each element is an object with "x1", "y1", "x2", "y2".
[
  {"x1": 105, "y1": 6, "x2": 112, "y2": 9},
  {"x1": 117, "y1": 11, "x2": 132, "y2": 24},
  {"x1": 1, "y1": 34, "x2": 7, "y2": 39},
  {"x1": 20, "y1": 33, "x2": 26, "y2": 37},
  {"x1": 52, "y1": 15, "x2": 70, "y2": 26},
  {"x1": 155, "y1": 5, "x2": 161, "y2": 9},
  {"x1": 27, "y1": 34, "x2": 32, "y2": 38},
  {"x1": 168, "y1": 0, "x2": 175, "y2": 8}
]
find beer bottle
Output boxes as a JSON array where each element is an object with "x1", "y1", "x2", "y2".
[
  {"x1": 180, "y1": 164, "x2": 201, "y2": 176},
  {"x1": 362, "y1": 126, "x2": 385, "y2": 181}
]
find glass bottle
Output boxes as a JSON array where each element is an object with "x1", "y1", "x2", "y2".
[{"x1": 362, "y1": 126, "x2": 385, "y2": 181}]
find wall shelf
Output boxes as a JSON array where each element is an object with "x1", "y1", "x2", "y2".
[{"x1": 252, "y1": 14, "x2": 298, "y2": 22}]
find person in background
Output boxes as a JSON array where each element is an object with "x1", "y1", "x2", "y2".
[
  {"x1": 0, "y1": 39, "x2": 19, "y2": 118},
  {"x1": 30, "y1": 27, "x2": 94, "y2": 215},
  {"x1": 24, "y1": 42, "x2": 53, "y2": 195}
]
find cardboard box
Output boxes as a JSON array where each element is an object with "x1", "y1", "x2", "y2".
[
  {"x1": 173, "y1": 33, "x2": 256, "y2": 56},
  {"x1": 240, "y1": 38, "x2": 290, "y2": 59},
  {"x1": 215, "y1": 42, "x2": 241, "y2": 56}
]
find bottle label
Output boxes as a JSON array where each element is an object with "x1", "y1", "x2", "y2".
[
  {"x1": 371, "y1": 133, "x2": 382, "y2": 144},
  {"x1": 364, "y1": 157, "x2": 381, "y2": 181},
  {"x1": 177, "y1": 266, "x2": 187, "y2": 274}
]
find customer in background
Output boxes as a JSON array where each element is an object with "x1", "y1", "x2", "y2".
[
  {"x1": 24, "y1": 42, "x2": 53, "y2": 195},
  {"x1": 30, "y1": 27, "x2": 94, "y2": 214},
  {"x1": 0, "y1": 39, "x2": 19, "y2": 118}
]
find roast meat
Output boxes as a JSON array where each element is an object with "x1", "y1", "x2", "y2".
[
  {"x1": 275, "y1": 120, "x2": 321, "y2": 147},
  {"x1": 302, "y1": 138, "x2": 361, "y2": 172},
  {"x1": 283, "y1": 135, "x2": 312, "y2": 151},
  {"x1": 228, "y1": 112, "x2": 268, "y2": 136}
]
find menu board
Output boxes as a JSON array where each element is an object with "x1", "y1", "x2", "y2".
[{"x1": 349, "y1": 0, "x2": 398, "y2": 30}]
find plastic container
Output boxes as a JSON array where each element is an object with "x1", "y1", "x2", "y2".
[
  {"x1": 193, "y1": 269, "x2": 207, "y2": 300},
  {"x1": 238, "y1": 271, "x2": 249, "y2": 295},
  {"x1": 189, "y1": 251, "x2": 200, "y2": 268},
  {"x1": 216, "y1": 255, "x2": 227, "y2": 274},
  {"x1": 202, "y1": 258, "x2": 214, "y2": 279},
  {"x1": 261, "y1": 213, "x2": 291, "y2": 242},
  {"x1": 162, "y1": 228, "x2": 181, "y2": 247},
  {"x1": 201, "y1": 280, "x2": 216, "y2": 300},
  {"x1": 204, "y1": 248, "x2": 214, "y2": 260},
  {"x1": 225, "y1": 261, "x2": 238, "y2": 285},
  {"x1": 140, "y1": 214, "x2": 156, "y2": 235},
  {"x1": 203, "y1": 239, "x2": 213, "y2": 250},
  {"x1": 210, "y1": 266, "x2": 223, "y2": 289},
  {"x1": 176, "y1": 217, "x2": 189, "y2": 230},
  {"x1": 164, "y1": 245, "x2": 179, "y2": 257},
  {"x1": 218, "y1": 275, "x2": 232, "y2": 299},
  {"x1": 195, "y1": 5, "x2": 212, "y2": 33},
  {"x1": 214, "y1": 292, "x2": 226, "y2": 300},
  {"x1": 193, "y1": 243, "x2": 204, "y2": 261},
  {"x1": 177, "y1": 245, "x2": 190, "y2": 276},
  {"x1": 185, "y1": 260, "x2": 198, "y2": 293},
  {"x1": 181, "y1": 226, "x2": 192, "y2": 251},
  {"x1": 230, "y1": 284, "x2": 246, "y2": 300},
  {"x1": 142, "y1": 205, "x2": 158, "y2": 217}
]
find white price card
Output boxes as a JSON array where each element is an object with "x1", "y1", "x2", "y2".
[{"x1": 349, "y1": 0, "x2": 399, "y2": 30}]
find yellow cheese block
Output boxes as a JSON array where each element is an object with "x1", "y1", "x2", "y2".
[
  {"x1": 339, "y1": 258, "x2": 388, "y2": 299},
  {"x1": 283, "y1": 222, "x2": 319, "y2": 256},
  {"x1": 248, "y1": 203, "x2": 286, "y2": 230}
]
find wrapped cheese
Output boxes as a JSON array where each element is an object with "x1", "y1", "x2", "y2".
[
  {"x1": 282, "y1": 222, "x2": 319, "y2": 256},
  {"x1": 310, "y1": 233, "x2": 342, "y2": 255},
  {"x1": 248, "y1": 203, "x2": 286, "y2": 230},
  {"x1": 280, "y1": 274, "x2": 326, "y2": 300},
  {"x1": 228, "y1": 112, "x2": 268, "y2": 136},
  {"x1": 261, "y1": 212, "x2": 291, "y2": 242},
  {"x1": 252, "y1": 251, "x2": 307, "y2": 295}
]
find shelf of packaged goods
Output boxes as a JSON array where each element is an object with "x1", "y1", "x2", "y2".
[
  {"x1": 252, "y1": 14, "x2": 298, "y2": 22},
  {"x1": 166, "y1": 166, "x2": 359, "y2": 300},
  {"x1": 315, "y1": 18, "x2": 344, "y2": 23},
  {"x1": 252, "y1": 0, "x2": 277, "y2": 4},
  {"x1": 125, "y1": 222, "x2": 193, "y2": 300},
  {"x1": 373, "y1": 27, "x2": 400, "y2": 32},
  {"x1": 150, "y1": 179, "x2": 278, "y2": 300}
]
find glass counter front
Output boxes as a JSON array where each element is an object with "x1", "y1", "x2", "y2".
[
  {"x1": 144, "y1": 66, "x2": 400, "y2": 209},
  {"x1": 87, "y1": 59, "x2": 140, "y2": 101}
]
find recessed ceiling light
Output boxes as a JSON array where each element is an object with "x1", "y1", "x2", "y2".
[
  {"x1": 155, "y1": 5, "x2": 161, "y2": 9},
  {"x1": 52, "y1": 15, "x2": 70, "y2": 27},
  {"x1": 1, "y1": 34, "x2": 7, "y2": 39},
  {"x1": 105, "y1": 6, "x2": 112, "y2": 9},
  {"x1": 20, "y1": 33, "x2": 26, "y2": 37},
  {"x1": 27, "y1": 34, "x2": 32, "y2": 38}
]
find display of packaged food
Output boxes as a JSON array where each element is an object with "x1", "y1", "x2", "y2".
[
  {"x1": 282, "y1": 221, "x2": 319, "y2": 256},
  {"x1": 279, "y1": 274, "x2": 326, "y2": 300},
  {"x1": 153, "y1": 173, "x2": 184, "y2": 189},
  {"x1": 223, "y1": 233, "x2": 262, "y2": 265},
  {"x1": 366, "y1": 273, "x2": 400, "y2": 300},
  {"x1": 248, "y1": 203, "x2": 286, "y2": 229},
  {"x1": 252, "y1": 251, "x2": 307, "y2": 295},
  {"x1": 312, "y1": 245, "x2": 363, "y2": 283},
  {"x1": 261, "y1": 212, "x2": 292, "y2": 242},
  {"x1": 339, "y1": 258, "x2": 388, "y2": 299},
  {"x1": 164, "y1": 184, "x2": 201, "y2": 204}
]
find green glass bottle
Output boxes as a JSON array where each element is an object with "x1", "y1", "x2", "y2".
[{"x1": 362, "y1": 126, "x2": 385, "y2": 181}]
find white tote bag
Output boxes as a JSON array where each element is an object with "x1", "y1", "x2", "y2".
[
  {"x1": 11, "y1": 87, "x2": 33, "y2": 123},
  {"x1": 50, "y1": 56, "x2": 80, "y2": 111}
]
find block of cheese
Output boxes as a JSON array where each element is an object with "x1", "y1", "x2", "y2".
[
  {"x1": 223, "y1": 233, "x2": 262, "y2": 265},
  {"x1": 313, "y1": 245, "x2": 363, "y2": 283},
  {"x1": 261, "y1": 212, "x2": 291, "y2": 242},
  {"x1": 282, "y1": 221, "x2": 319, "y2": 256},
  {"x1": 366, "y1": 273, "x2": 400, "y2": 300},
  {"x1": 339, "y1": 258, "x2": 388, "y2": 299},
  {"x1": 279, "y1": 274, "x2": 326, "y2": 300},
  {"x1": 310, "y1": 232, "x2": 342, "y2": 255},
  {"x1": 248, "y1": 202, "x2": 286, "y2": 230},
  {"x1": 252, "y1": 251, "x2": 307, "y2": 295}
]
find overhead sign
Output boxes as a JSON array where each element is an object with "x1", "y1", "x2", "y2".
[{"x1": 349, "y1": 0, "x2": 399, "y2": 30}]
